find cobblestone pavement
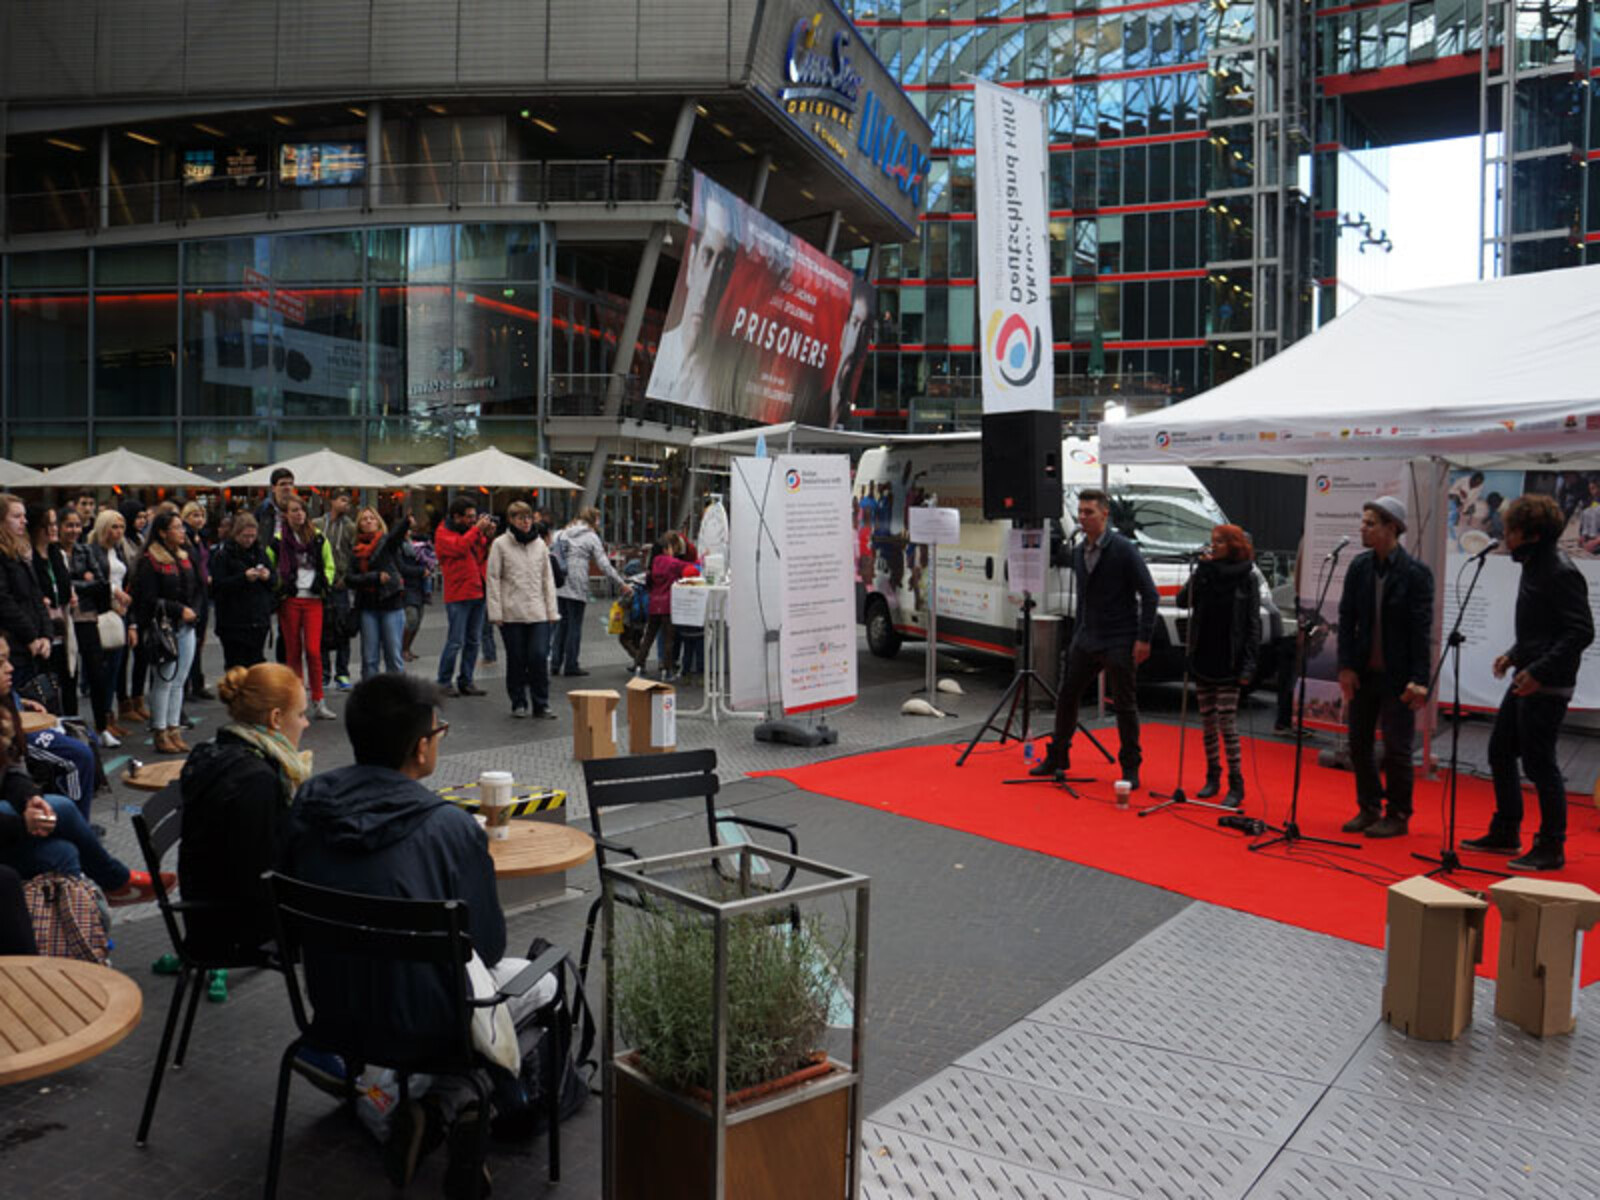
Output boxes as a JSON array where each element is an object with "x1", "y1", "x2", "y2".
[{"x1": 3, "y1": 604, "x2": 1595, "y2": 1198}]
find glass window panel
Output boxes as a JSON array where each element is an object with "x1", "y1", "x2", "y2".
[
  {"x1": 90, "y1": 422, "x2": 177, "y2": 462},
  {"x1": 1148, "y1": 142, "x2": 1172, "y2": 201},
  {"x1": 9, "y1": 295, "x2": 89, "y2": 418},
  {"x1": 449, "y1": 285, "x2": 540, "y2": 418},
  {"x1": 948, "y1": 286, "x2": 976, "y2": 345},
  {"x1": 1024, "y1": 24, "x2": 1051, "y2": 78},
  {"x1": 368, "y1": 226, "x2": 455, "y2": 282},
  {"x1": 454, "y1": 225, "x2": 541, "y2": 281},
  {"x1": 1098, "y1": 14, "x2": 1124, "y2": 72},
  {"x1": 183, "y1": 291, "x2": 269, "y2": 417},
  {"x1": 925, "y1": 288, "x2": 948, "y2": 345},
  {"x1": 275, "y1": 286, "x2": 368, "y2": 419},
  {"x1": 1358, "y1": 9, "x2": 1382, "y2": 68},
  {"x1": 182, "y1": 421, "x2": 269, "y2": 475},
  {"x1": 9, "y1": 251, "x2": 88, "y2": 289},
  {"x1": 185, "y1": 235, "x2": 272, "y2": 286},
  {"x1": 95, "y1": 292, "x2": 177, "y2": 417},
  {"x1": 1073, "y1": 217, "x2": 1098, "y2": 274},
  {"x1": 1149, "y1": 75, "x2": 1174, "y2": 136},
  {"x1": 1125, "y1": 79, "x2": 1151, "y2": 138},
  {"x1": 1149, "y1": 211, "x2": 1172, "y2": 267},
  {"x1": 96, "y1": 244, "x2": 178, "y2": 287},
  {"x1": 1409, "y1": 1, "x2": 1436, "y2": 60},
  {"x1": 1049, "y1": 221, "x2": 1072, "y2": 275},
  {"x1": 1436, "y1": 0, "x2": 1464, "y2": 55},
  {"x1": 1124, "y1": 15, "x2": 1150, "y2": 67},
  {"x1": 1049, "y1": 26, "x2": 1075, "y2": 76},
  {"x1": 1174, "y1": 72, "x2": 1202, "y2": 131},
  {"x1": 1124, "y1": 145, "x2": 1147, "y2": 204},
  {"x1": 1050, "y1": 153, "x2": 1074, "y2": 209},
  {"x1": 1073, "y1": 285, "x2": 1097, "y2": 336},
  {"x1": 1173, "y1": 209, "x2": 1200, "y2": 267},
  {"x1": 899, "y1": 285, "x2": 925, "y2": 343},
  {"x1": 1124, "y1": 213, "x2": 1147, "y2": 272},
  {"x1": 1147, "y1": 280, "x2": 1171, "y2": 338},
  {"x1": 272, "y1": 230, "x2": 365, "y2": 283},
  {"x1": 1150, "y1": 11, "x2": 1176, "y2": 65},
  {"x1": 1123, "y1": 283, "x2": 1146, "y2": 340},
  {"x1": 949, "y1": 156, "x2": 976, "y2": 211},
  {"x1": 10, "y1": 424, "x2": 88, "y2": 467},
  {"x1": 1098, "y1": 80, "x2": 1124, "y2": 139},
  {"x1": 1098, "y1": 147, "x2": 1122, "y2": 206},
  {"x1": 454, "y1": 419, "x2": 538, "y2": 458},
  {"x1": 1050, "y1": 287, "x2": 1072, "y2": 341},
  {"x1": 948, "y1": 223, "x2": 975, "y2": 277},
  {"x1": 925, "y1": 222, "x2": 950, "y2": 277},
  {"x1": 1097, "y1": 284, "x2": 1120, "y2": 336},
  {"x1": 1381, "y1": 5, "x2": 1408, "y2": 65},
  {"x1": 368, "y1": 417, "x2": 452, "y2": 467},
  {"x1": 1099, "y1": 214, "x2": 1123, "y2": 273}
]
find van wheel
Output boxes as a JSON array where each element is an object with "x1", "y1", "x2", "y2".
[{"x1": 865, "y1": 598, "x2": 902, "y2": 659}]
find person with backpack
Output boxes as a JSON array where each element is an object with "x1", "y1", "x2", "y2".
[
  {"x1": 550, "y1": 507, "x2": 630, "y2": 677},
  {"x1": 266, "y1": 496, "x2": 338, "y2": 722}
]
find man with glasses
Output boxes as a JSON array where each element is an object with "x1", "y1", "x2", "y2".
[{"x1": 283, "y1": 673, "x2": 555, "y2": 1195}]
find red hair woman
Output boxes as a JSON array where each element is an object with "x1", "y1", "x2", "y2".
[{"x1": 1176, "y1": 524, "x2": 1262, "y2": 807}]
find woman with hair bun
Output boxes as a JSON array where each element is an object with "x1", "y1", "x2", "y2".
[
  {"x1": 178, "y1": 662, "x2": 311, "y2": 978},
  {"x1": 1176, "y1": 524, "x2": 1262, "y2": 808}
]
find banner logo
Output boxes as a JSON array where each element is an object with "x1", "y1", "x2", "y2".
[
  {"x1": 1315, "y1": 475, "x2": 1332, "y2": 493},
  {"x1": 1154, "y1": 431, "x2": 1171, "y2": 450},
  {"x1": 985, "y1": 310, "x2": 1043, "y2": 389},
  {"x1": 784, "y1": 468, "x2": 802, "y2": 492}
]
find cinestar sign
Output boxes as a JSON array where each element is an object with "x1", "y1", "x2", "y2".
[{"x1": 781, "y1": 14, "x2": 863, "y2": 107}]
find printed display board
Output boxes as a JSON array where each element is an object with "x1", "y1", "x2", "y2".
[{"x1": 647, "y1": 172, "x2": 872, "y2": 427}]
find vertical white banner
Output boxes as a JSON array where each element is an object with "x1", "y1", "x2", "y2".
[
  {"x1": 974, "y1": 80, "x2": 1053, "y2": 414},
  {"x1": 777, "y1": 454, "x2": 859, "y2": 713},
  {"x1": 729, "y1": 458, "x2": 783, "y2": 712}
]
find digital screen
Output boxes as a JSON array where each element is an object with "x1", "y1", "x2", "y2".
[
  {"x1": 183, "y1": 149, "x2": 215, "y2": 185},
  {"x1": 184, "y1": 146, "x2": 266, "y2": 188},
  {"x1": 278, "y1": 142, "x2": 366, "y2": 187}
]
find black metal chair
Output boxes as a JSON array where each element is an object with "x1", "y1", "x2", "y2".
[
  {"x1": 131, "y1": 781, "x2": 277, "y2": 1147},
  {"x1": 578, "y1": 748, "x2": 800, "y2": 984},
  {"x1": 261, "y1": 873, "x2": 570, "y2": 1199}
]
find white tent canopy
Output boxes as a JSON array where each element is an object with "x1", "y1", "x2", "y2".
[
  {"x1": 225, "y1": 448, "x2": 403, "y2": 490},
  {"x1": 1103, "y1": 264, "x2": 1600, "y2": 467},
  {"x1": 691, "y1": 421, "x2": 979, "y2": 452},
  {"x1": 0, "y1": 457, "x2": 44, "y2": 487},
  {"x1": 396, "y1": 446, "x2": 577, "y2": 491},
  {"x1": 42, "y1": 447, "x2": 214, "y2": 489}
]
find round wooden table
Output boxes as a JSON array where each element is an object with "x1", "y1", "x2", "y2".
[
  {"x1": 0, "y1": 956, "x2": 143, "y2": 1085},
  {"x1": 19, "y1": 710, "x2": 56, "y2": 735},
  {"x1": 121, "y1": 759, "x2": 186, "y2": 791},
  {"x1": 487, "y1": 822, "x2": 595, "y2": 878}
]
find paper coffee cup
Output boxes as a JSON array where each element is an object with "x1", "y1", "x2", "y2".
[
  {"x1": 1114, "y1": 780, "x2": 1132, "y2": 808},
  {"x1": 479, "y1": 770, "x2": 515, "y2": 839}
]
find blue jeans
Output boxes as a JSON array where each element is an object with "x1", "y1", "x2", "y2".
[
  {"x1": 148, "y1": 625, "x2": 197, "y2": 730},
  {"x1": 359, "y1": 607, "x2": 406, "y2": 678},
  {"x1": 551, "y1": 596, "x2": 587, "y2": 673},
  {"x1": 0, "y1": 795, "x2": 131, "y2": 892},
  {"x1": 437, "y1": 598, "x2": 485, "y2": 689},
  {"x1": 676, "y1": 627, "x2": 705, "y2": 675},
  {"x1": 26, "y1": 728, "x2": 98, "y2": 823},
  {"x1": 500, "y1": 622, "x2": 552, "y2": 711}
]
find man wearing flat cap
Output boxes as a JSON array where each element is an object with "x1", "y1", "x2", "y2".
[{"x1": 1336, "y1": 495, "x2": 1434, "y2": 838}]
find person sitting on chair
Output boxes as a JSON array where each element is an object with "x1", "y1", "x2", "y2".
[{"x1": 283, "y1": 673, "x2": 556, "y2": 1195}]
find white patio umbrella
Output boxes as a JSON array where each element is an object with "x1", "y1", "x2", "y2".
[
  {"x1": 396, "y1": 447, "x2": 577, "y2": 491},
  {"x1": 223, "y1": 448, "x2": 404, "y2": 490},
  {"x1": 42, "y1": 447, "x2": 214, "y2": 489},
  {"x1": 0, "y1": 457, "x2": 45, "y2": 488}
]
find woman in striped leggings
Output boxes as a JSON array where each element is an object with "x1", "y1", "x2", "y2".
[{"x1": 1177, "y1": 525, "x2": 1262, "y2": 807}]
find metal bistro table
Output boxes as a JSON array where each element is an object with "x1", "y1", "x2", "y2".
[
  {"x1": 0, "y1": 956, "x2": 143, "y2": 1085},
  {"x1": 487, "y1": 821, "x2": 596, "y2": 915}
]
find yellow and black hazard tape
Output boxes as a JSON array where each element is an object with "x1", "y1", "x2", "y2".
[{"x1": 437, "y1": 784, "x2": 566, "y2": 817}]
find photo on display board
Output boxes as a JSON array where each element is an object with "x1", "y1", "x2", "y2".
[
  {"x1": 1526, "y1": 469, "x2": 1600, "y2": 558},
  {"x1": 1446, "y1": 468, "x2": 1520, "y2": 556}
]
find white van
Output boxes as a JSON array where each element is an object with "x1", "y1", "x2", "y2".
[{"x1": 852, "y1": 435, "x2": 1279, "y2": 679}]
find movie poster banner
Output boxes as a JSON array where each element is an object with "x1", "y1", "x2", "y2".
[
  {"x1": 646, "y1": 172, "x2": 872, "y2": 427},
  {"x1": 973, "y1": 80, "x2": 1052, "y2": 414}
]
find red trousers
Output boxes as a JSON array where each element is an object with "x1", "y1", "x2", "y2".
[{"x1": 280, "y1": 596, "x2": 324, "y2": 702}]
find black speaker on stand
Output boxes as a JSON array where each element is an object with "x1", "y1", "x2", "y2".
[{"x1": 982, "y1": 410, "x2": 1062, "y2": 522}]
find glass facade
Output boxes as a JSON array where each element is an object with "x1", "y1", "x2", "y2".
[{"x1": 0, "y1": 223, "x2": 657, "y2": 471}]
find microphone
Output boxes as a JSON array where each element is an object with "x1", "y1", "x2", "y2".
[
  {"x1": 1325, "y1": 534, "x2": 1351, "y2": 561},
  {"x1": 1468, "y1": 538, "x2": 1500, "y2": 563}
]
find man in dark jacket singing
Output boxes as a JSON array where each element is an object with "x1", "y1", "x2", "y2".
[
  {"x1": 284, "y1": 673, "x2": 554, "y2": 1194},
  {"x1": 1336, "y1": 495, "x2": 1434, "y2": 839},
  {"x1": 1462, "y1": 493, "x2": 1594, "y2": 871},
  {"x1": 1032, "y1": 488, "x2": 1159, "y2": 788}
]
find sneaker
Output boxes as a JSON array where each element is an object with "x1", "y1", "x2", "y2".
[
  {"x1": 1461, "y1": 828, "x2": 1522, "y2": 855},
  {"x1": 106, "y1": 869, "x2": 175, "y2": 906},
  {"x1": 458, "y1": 684, "x2": 487, "y2": 697},
  {"x1": 336, "y1": 674, "x2": 352, "y2": 691},
  {"x1": 99, "y1": 728, "x2": 121, "y2": 749},
  {"x1": 531, "y1": 706, "x2": 558, "y2": 720},
  {"x1": 386, "y1": 1097, "x2": 446, "y2": 1188},
  {"x1": 290, "y1": 1046, "x2": 352, "y2": 1099},
  {"x1": 1340, "y1": 810, "x2": 1380, "y2": 834},
  {"x1": 440, "y1": 683, "x2": 461, "y2": 697},
  {"x1": 1508, "y1": 839, "x2": 1565, "y2": 872},
  {"x1": 1364, "y1": 815, "x2": 1409, "y2": 839},
  {"x1": 511, "y1": 705, "x2": 530, "y2": 719},
  {"x1": 150, "y1": 953, "x2": 182, "y2": 976},
  {"x1": 314, "y1": 700, "x2": 338, "y2": 720}
]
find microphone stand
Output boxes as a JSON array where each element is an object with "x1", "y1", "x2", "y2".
[
  {"x1": 1251, "y1": 543, "x2": 1360, "y2": 853},
  {"x1": 1141, "y1": 552, "x2": 1234, "y2": 818},
  {"x1": 1413, "y1": 548, "x2": 1507, "y2": 880}
]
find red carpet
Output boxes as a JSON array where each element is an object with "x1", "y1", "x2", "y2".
[{"x1": 757, "y1": 724, "x2": 1600, "y2": 985}]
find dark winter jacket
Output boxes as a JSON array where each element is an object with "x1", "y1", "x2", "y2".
[
  {"x1": 185, "y1": 526, "x2": 212, "y2": 624},
  {"x1": 1069, "y1": 530, "x2": 1159, "y2": 653},
  {"x1": 348, "y1": 516, "x2": 413, "y2": 613},
  {"x1": 265, "y1": 529, "x2": 335, "y2": 600},
  {"x1": 132, "y1": 547, "x2": 200, "y2": 635},
  {"x1": 31, "y1": 545, "x2": 72, "y2": 616},
  {"x1": 282, "y1": 764, "x2": 505, "y2": 1058},
  {"x1": 69, "y1": 542, "x2": 119, "y2": 618},
  {"x1": 209, "y1": 541, "x2": 277, "y2": 633},
  {"x1": 1506, "y1": 538, "x2": 1594, "y2": 691},
  {"x1": 1178, "y1": 559, "x2": 1261, "y2": 684},
  {"x1": 178, "y1": 731, "x2": 292, "y2": 962},
  {"x1": 1337, "y1": 546, "x2": 1434, "y2": 696},
  {"x1": 0, "y1": 551, "x2": 51, "y2": 648}
]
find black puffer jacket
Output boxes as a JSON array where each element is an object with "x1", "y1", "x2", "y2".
[
  {"x1": 131, "y1": 546, "x2": 200, "y2": 634},
  {"x1": 1507, "y1": 538, "x2": 1594, "y2": 690},
  {"x1": 1178, "y1": 558, "x2": 1261, "y2": 684},
  {"x1": 348, "y1": 516, "x2": 413, "y2": 613},
  {"x1": 209, "y1": 541, "x2": 277, "y2": 633},
  {"x1": 0, "y1": 552, "x2": 51, "y2": 648}
]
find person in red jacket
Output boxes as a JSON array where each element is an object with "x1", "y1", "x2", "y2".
[
  {"x1": 434, "y1": 496, "x2": 496, "y2": 697},
  {"x1": 632, "y1": 532, "x2": 690, "y2": 678}
]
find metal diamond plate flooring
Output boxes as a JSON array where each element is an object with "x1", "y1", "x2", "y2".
[{"x1": 863, "y1": 903, "x2": 1600, "y2": 1200}]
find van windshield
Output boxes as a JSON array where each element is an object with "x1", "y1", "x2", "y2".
[{"x1": 1069, "y1": 486, "x2": 1226, "y2": 560}]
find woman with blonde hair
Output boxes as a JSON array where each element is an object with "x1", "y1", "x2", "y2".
[
  {"x1": 84, "y1": 508, "x2": 140, "y2": 731},
  {"x1": 347, "y1": 506, "x2": 414, "y2": 678},
  {"x1": 178, "y1": 662, "x2": 311, "y2": 976}
]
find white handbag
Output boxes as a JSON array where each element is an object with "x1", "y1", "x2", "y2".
[{"x1": 96, "y1": 610, "x2": 127, "y2": 651}]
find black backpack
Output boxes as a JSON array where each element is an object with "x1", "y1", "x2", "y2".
[{"x1": 489, "y1": 938, "x2": 594, "y2": 1141}]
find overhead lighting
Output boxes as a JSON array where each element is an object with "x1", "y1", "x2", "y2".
[
  {"x1": 695, "y1": 104, "x2": 709, "y2": 117},
  {"x1": 192, "y1": 122, "x2": 226, "y2": 137},
  {"x1": 427, "y1": 104, "x2": 448, "y2": 115},
  {"x1": 348, "y1": 106, "x2": 367, "y2": 118},
  {"x1": 46, "y1": 138, "x2": 86, "y2": 152},
  {"x1": 272, "y1": 114, "x2": 294, "y2": 126},
  {"x1": 713, "y1": 123, "x2": 734, "y2": 138},
  {"x1": 533, "y1": 118, "x2": 558, "y2": 134},
  {"x1": 125, "y1": 131, "x2": 160, "y2": 146},
  {"x1": 736, "y1": 140, "x2": 755, "y2": 154},
  {"x1": 801, "y1": 188, "x2": 815, "y2": 200},
  {"x1": 631, "y1": 129, "x2": 655, "y2": 145}
]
